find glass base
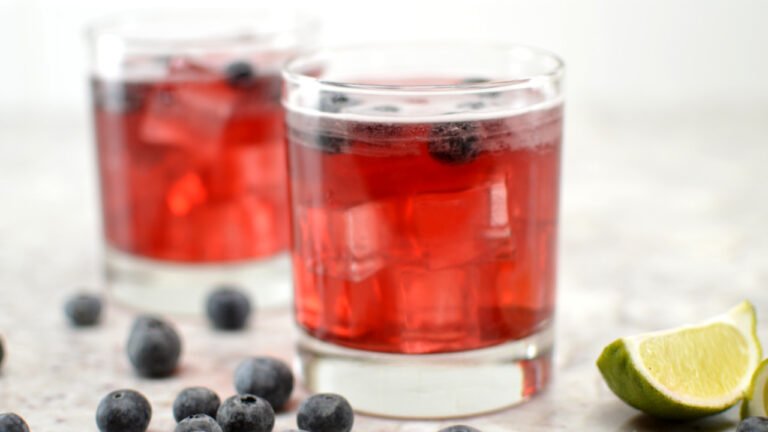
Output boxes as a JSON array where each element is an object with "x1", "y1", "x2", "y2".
[
  {"x1": 105, "y1": 247, "x2": 292, "y2": 315},
  {"x1": 297, "y1": 323, "x2": 554, "y2": 419}
]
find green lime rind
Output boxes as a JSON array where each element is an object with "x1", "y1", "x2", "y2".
[
  {"x1": 597, "y1": 301, "x2": 761, "y2": 420},
  {"x1": 597, "y1": 339, "x2": 731, "y2": 419},
  {"x1": 741, "y1": 358, "x2": 768, "y2": 418}
]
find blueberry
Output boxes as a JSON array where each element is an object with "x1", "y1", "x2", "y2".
[
  {"x1": 175, "y1": 414, "x2": 222, "y2": 432},
  {"x1": 206, "y1": 287, "x2": 252, "y2": 331},
  {"x1": 126, "y1": 315, "x2": 182, "y2": 378},
  {"x1": 217, "y1": 394, "x2": 275, "y2": 432},
  {"x1": 96, "y1": 389, "x2": 152, "y2": 432},
  {"x1": 0, "y1": 413, "x2": 29, "y2": 432},
  {"x1": 173, "y1": 387, "x2": 221, "y2": 423},
  {"x1": 318, "y1": 92, "x2": 360, "y2": 114},
  {"x1": 297, "y1": 393, "x2": 354, "y2": 432},
  {"x1": 428, "y1": 122, "x2": 480, "y2": 164},
  {"x1": 315, "y1": 133, "x2": 347, "y2": 154},
  {"x1": 438, "y1": 426, "x2": 482, "y2": 432},
  {"x1": 738, "y1": 417, "x2": 768, "y2": 432},
  {"x1": 92, "y1": 80, "x2": 149, "y2": 113},
  {"x1": 225, "y1": 61, "x2": 255, "y2": 87},
  {"x1": 0, "y1": 334, "x2": 4, "y2": 369},
  {"x1": 64, "y1": 293, "x2": 103, "y2": 327},
  {"x1": 234, "y1": 357, "x2": 294, "y2": 411}
]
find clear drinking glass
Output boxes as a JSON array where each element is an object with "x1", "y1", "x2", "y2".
[
  {"x1": 283, "y1": 44, "x2": 564, "y2": 418},
  {"x1": 87, "y1": 11, "x2": 317, "y2": 313}
]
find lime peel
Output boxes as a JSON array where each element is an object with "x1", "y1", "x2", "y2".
[
  {"x1": 741, "y1": 359, "x2": 768, "y2": 418},
  {"x1": 597, "y1": 301, "x2": 761, "y2": 420}
]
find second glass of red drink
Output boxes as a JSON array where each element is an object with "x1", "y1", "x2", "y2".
[{"x1": 87, "y1": 11, "x2": 317, "y2": 313}]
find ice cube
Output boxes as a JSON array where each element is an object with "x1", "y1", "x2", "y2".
[
  {"x1": 296, "y1": 201, "x2": 396, "y2": 282},
  {"x1": 406, "y1": 178, "x2": 513, "y2": 269},
  {"x1": 140, "y1": 60, "x2": 239, "y2": 155}
]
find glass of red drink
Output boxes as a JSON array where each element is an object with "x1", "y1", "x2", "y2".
[
  {"x1": 283, "y1": 44, "x2": 564, "y2": 418},
  {"x1": 87, "y1": 11, "x2": 317, "y2": 313}
]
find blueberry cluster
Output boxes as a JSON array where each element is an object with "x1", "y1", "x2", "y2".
[{"x1": 94, "y1": 370, "x2": 355, "y2": 432}]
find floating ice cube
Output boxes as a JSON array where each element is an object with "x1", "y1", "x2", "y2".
[
  {"x1": 140, "y1": 60, "x2": 239, "y2": 155},
  {"x1": 297, "y1": 201, "x2": 395, "y2": 282},
  {"x1": 406, "y1": 178, "x2": 513, "y2": 269}
]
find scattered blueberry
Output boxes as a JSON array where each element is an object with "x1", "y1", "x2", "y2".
[
  {"x1": 428, "y1": 121, "x2": 480, "y2": 164},
  {"x1": 92, "y1": 81, "x2": 149, "y2": 113},
  {"x1": 173, "y1": 387, "x2": 221, "y2": 423},
  {"x1": 234, "y1": 357, "x2": 294, "y2": 411},
  {"x1": 175, "y1": 414, "x2": 223, "y2": 432},
  {"x1": 438, "y1": 426, "x2": 482, "y2": 432},
  {"x1": 225, "y1": 61, "x2": 255, "y2": 87},
  {"x1": 126, "y1": 315, "x2": 182, "y2": 378},
  {"x1": 371, "y1": 105, "x2": 400, "y2": 113},
  {"x1": 0, "y1": 413, "x2": 29, "y2": 432},
  {"x1": 738, "y1": 417, "x2": 768, "y2": 432},
  {"x1": 95, "y1": 389, "x2": 152, "y2": 432},
  {"x1": 206, "y1": 287, "x2": 252, "y2": 331},
  {"x1": 217, "y1": 394, "x2": 275, "y2": 432},
  {"x1": 318, "y1": 92, "x2": 360, "y2": 114},
  {"x1": 64, "y1": 293, "x2": 103, "y2": 326},
  {"x1": 297, "y1": 393, "x2": 354, "y2": 432}
]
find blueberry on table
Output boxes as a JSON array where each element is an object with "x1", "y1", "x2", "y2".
[
  {"x1": 64, "y1": 293, "x2": 103, "y2": 326},
  {"x1": 438, "y1": 426, "x2": 482, "y2": 432},
  {"x1": 225, "y1": 61, "x2": 255, "y2": 87},
  {"x1": 234, "y1": 357, "x2": 294, "y2": 411},
  {"x1": 175, "y1": 414, "x2": 222, "y2": 432},
  {"x1": 173, "y1": 387, "x2": 221, "y2": 422},
  {"x1": 428, "y1": 121, "x2": 480, "y2": 164},
  {"x1": 217, "y1": 394, "x2": 275, "y2": 432},
  {"x1": 738, "y1": 417, "x2": 768, "y2": 432},
  {"x1": 297, "y1": 393, "x2": 354, "y2": 432},
  {"x1": 126, "y1": 315, "x2": 182, "y2": 378},
  {"x1": 0, "y1": 413, "x2": 30, "y2": 432},
  {"x1": 95, "y1": 389, "x2": 152, "y2": 432},
  {"x1": 206, "y1": 287, "x2": 252, "y2": 331}
]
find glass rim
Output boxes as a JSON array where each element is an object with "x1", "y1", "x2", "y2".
[
  {"x1": 282, "y1": 42, "x2": 565, "y2": 96},
  {"x1": 86, "y1": 8, "x2": 318, "y2": 48}
]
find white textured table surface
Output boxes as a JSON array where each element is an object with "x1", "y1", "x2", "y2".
[{"x1": 0, "y1": 106, "x2": 767, "y2": 431}]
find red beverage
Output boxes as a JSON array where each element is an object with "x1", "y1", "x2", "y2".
[
  {"x1": 93, "y1": 60, "x2": 288, "y2": 263},
  {"x1": 288, "y1": 100, "x2": 562, "y2": 354}
]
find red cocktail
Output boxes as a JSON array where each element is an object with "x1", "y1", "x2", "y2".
[
  {"x1": 283, "y1": 44, "x2": 564, "y2": 418},
  {"x1": 88, "y1": 11, "x2": 315, "y2": 312}
]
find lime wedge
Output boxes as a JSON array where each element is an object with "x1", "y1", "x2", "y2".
[
  {"x1": 741, "y1": 359, "x2": 768, "y2": 418},
  {"x1": 597, "y1": 301, "x2": 761, "y2": 419}
]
